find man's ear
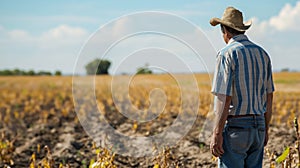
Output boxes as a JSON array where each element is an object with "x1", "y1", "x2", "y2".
[
  {"x1": 223, "y1": 27, "x2": 229, "y2": 37},
  {"x1": 224, "y1": 28, "x2": 232, "y2": 41}
]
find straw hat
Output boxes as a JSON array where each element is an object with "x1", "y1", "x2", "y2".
[{"x1": 210, "y1": 7, "x2": 251, "y2": 32}]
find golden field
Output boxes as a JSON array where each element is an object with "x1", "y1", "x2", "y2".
[{"x1": 0, "y1": 72, "x2": 299, "y2": 167}]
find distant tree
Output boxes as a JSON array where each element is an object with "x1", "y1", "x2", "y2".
[
  {"x1": 13, "y1": 68, "x2": 21, "y2": 75},
  {"x1": 37, "y1": 71, "x2": 52, "y2": 76},
  {"x1": 281, "y1": 68, "x2": 289, "y2": 72},
  {"x1": 27, "y1": 70, "x2": 35, "y2": 76},
  {"x1": 54, "y1": 70, "x2": 62, "y2": 76},
  {"x1": 0, "y1": 69, "x2": 61, "y2": 76},
  {"x1": 0, "y1": 69, "x2": 13, "y2": 76},
  {"x1": 136, "y1": 64, "x2": 152, "y2": 74},
  {"x1": 85, "y1": 59, "x2": 111, "y2": 75},
  {"x1": 20, "y1": 70, "x2": 28, "y2": 76}
]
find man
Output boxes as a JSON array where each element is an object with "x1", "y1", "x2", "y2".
[{"x1": 209, "y1": 7, "x2": 275, "y2": 168}]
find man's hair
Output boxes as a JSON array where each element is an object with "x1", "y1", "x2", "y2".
[{"x1": 220, "y1": 24, "x2": 245, "y2": 35}]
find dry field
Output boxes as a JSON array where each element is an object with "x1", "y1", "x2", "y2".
[{"x1": 0, "y1": 72, "x2": 299, "y2": 167}]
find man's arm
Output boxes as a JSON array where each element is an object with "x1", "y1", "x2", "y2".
[
  {"x1": 210, "y1": 94, "x2": 232, "y2": 157},
  {"x1": 264, "y1": 92, "x2": 273, "y2": 146}
]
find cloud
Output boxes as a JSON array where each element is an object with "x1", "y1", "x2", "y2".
[
  {"x1": 269, "y1": 1, "x2": 300, "y2": 31},
  {"x1": 8, "y1": 30, "x2": 32, "y2": 40},
  {"x1": 247, "y1": 1, "x2": 300, "y2": 40},
  {"x1": 246, "y1": 1, "x2": 300, "y2": 44},
  {"x1": 0, "y1": 24, "x2": 88, "y2": 45},
  {"x1": 42, "y1": 25, "x2": 87, "y2": 39},
  {"x1": 166, "y1": 10, "x2": 208, "y2": 17},
  {"x1": 0, "y1": 25, "x2": 89, "y2": 73},
  {"x1": 39, "y1": 25, "x2": 88, "y2": 49},
  {"x1": 249, "y1": 1, "x2": 300, "y2": 33},
  {"x1": 110, "y1": 16, "x2": 131, "y2": 37},
  {"x1": 0, "y1": 15, "x2": 98, "y2": 25}
]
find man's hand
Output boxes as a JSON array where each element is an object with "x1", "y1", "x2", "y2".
[
  {"x1": 264, "y1": 93, "x2": 273, "y2": 146},
  {"x1": 210, "y1": 94, "x2": 231, "y2": 157},
  {"x1": 264, "y1": 130, "x2": 269, "y2": 146},
  {"x1": 210, "y1": 132, "x2": 224, "y2": 157}
]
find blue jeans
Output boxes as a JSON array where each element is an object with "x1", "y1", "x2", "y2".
[{"x1": 218, "y1": 116, "x2": 266, "y2": 168}]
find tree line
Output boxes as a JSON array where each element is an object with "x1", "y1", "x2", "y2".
[
  {"x1": 0, "y1": 59, "x2": 152, "y2": 76},
  {"x1": 0, "y1": 69, "x2": 62, "y2": 76},
  {"x1": 85, "y1": 59, "x2": 152, "y2": 75}
]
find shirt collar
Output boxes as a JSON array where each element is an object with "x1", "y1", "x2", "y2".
[{"x1": 228, "y1": 34, "x2": 248, "y2": 45}]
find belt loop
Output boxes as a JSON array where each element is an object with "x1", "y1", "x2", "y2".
[{"x1": 254, "y1": 115, "x2": 257, "y2": 128}]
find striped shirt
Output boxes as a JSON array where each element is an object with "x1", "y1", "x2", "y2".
[{"x1": 211, "y1": 34, "x2": 275, "y2": 116}]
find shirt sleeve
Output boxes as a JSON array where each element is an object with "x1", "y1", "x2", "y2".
[
  {"x1": 266, "y1": 59, "x2": 275, "y2": 93},
  {"x1": 211, "y1": 51, "x2": 233, "y2": 96}
]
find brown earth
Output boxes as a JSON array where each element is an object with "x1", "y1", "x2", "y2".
[
  {"x1": 0, "y1": 108, "x2": 297, "y2": 168},
  {"x1": 0, "y1": 74, "x2": 299, "y2": 167}
]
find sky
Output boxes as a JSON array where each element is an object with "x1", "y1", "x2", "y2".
[{"x1": 0, "y1": 0, "x2": 300, "y2": 75}]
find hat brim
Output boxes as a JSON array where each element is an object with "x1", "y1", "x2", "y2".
[{"x1": 210, "y1": 17, "x2": 251, "y2": 32}]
